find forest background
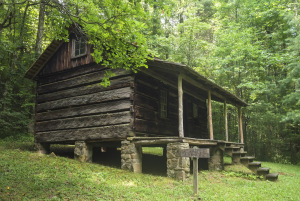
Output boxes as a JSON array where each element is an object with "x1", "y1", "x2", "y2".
[{"x1": 0, "y1": 0, "x2": 299, "y2": 164}]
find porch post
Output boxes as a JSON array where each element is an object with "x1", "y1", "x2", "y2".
[
  {"x1": 178, "y1": 74, "x2": 184, "y2": 138},
  {"x1": 208, "y1": 90, "x2": 213, "y2": 140},
  {"x1": 224, "y1": 101, "x2": 228, "y2": 141},
  {"x1": 238, "y1": 106, "x2": 244, "y2": 144}
]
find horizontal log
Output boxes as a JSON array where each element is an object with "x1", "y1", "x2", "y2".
[
  {"x1": 37, "y1": 76, "x2": 134, "y2": 103},
  {"x1": 35, "y1": 124, "x2": 131, "y2": 143},
  {"x1": 36, "y1": 99, "x2": 131, "y2": 121},
  {"x1": 134, "y1": 105, "x2": 178, "y2": 121},
  {"x1": 133, "y1": 139, "x2": 183, "y2": 146},
  {"x1": 37, "y1": 68, "x2": 131, "y2": 94},
  {"x1": 136, "y1": 73, "x2": 179, "y2": 103},
  {"x1": 36, "y1": 87, "x2": 132, "y2": 112},
  {"x1": 135, "y1": 80, "x2": 160, "y2": 99},
  {"x1": 133, "y1": 93, "x2": 159, "y2": 110},
  {"x1": 134, "y1": 119, "x2": 178, "y2": 136},
  {"x1": 127, "y1": 136, "x2": 218, "y2": 146},
  {"x1": 135, "y1": 106, "x2": 157, "y2": 121},
  {"x1": 38, "y1": 64, "x2": 105, "y2": 85},
  {"x1": 136, "y1": 73, "x2": 163, "y2": 88},
  {"x1": 36, "y1": 111, "x2": 131, "y2": 132},
  {"x1": 133, "y1": 92, "x2": 178, "y2": 115}
]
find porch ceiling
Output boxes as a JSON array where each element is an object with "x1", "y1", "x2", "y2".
[{"x1": 147, "y1": 58, "x2": 248, "y2": 107}]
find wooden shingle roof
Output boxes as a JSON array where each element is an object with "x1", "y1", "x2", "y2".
[{"x1": 25, "y1": 40, "x2": 247, "y2": 107}]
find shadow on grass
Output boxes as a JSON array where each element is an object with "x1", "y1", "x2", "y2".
[
  {"x1": 142, "y1": 154, "x2": 167, "y2": 176},
  {"x1": 50, "y1": 145, "x2": 75, "y2": 159},
  {"x1": 1, "y1": 142, "x2": 169, "y2": 177},
  {"x1": 92, "y1": 148, "x2": 168, "y2": 176},
  {"x1": 51, "y1": 145, "x2": 168, "y2": 177}
]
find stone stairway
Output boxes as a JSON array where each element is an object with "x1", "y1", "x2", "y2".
[{"x1": 224, "y1": 144, "x2": 279, "y2": 181}]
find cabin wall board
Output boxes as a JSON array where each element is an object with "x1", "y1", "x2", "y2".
[{"x1": 35, "y1": 65, "x2": 133, "y2": 143}]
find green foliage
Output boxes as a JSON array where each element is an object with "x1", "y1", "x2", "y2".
[{"x1": 0, "y1": 0, "x2": 153, "y2": 139}]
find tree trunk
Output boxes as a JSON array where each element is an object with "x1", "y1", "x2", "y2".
[{"x1": 35, "y1": 0, "x2": 45, "y2": 55}]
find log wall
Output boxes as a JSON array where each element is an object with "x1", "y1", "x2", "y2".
[
  {"x1": 133, "y1": 72, "x2": 208, "y2": 138},
  {"x1": 35, "y1": 64, "x2": 133, "y2": 143}
]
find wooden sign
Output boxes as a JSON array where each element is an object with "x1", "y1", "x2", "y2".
[
  {"x1": 180, "y1": 147, "x2": 210, "y2": 197},
  {"x1": 180, "y1": 148, "x2": 210, "y2": 158}
]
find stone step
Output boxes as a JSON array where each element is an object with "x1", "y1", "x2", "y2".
[
  {"x1": 266, "y1": 173, "x2": 279, "y2": 181},
  {"x1": 248, "y1": 162, "x2": 262, "y2": 173},
  {"x1": 232, "y1": 151, "x2": 247, "y2": 155},
  {"x1": 225, "y1": 147, "x2": 241, "y2": 157},
  {"x1": 257, "y1": 167, "x2": 270, "y2": 178},
  {"x1": 241, "y1": 156, "x2": 255, "y2": 160},
  {"x1": 225, "y1": 146, "x2": 241, "y2": 150},
  {"x1": 240, "y1": 156, "x2": 255, "y2": 165},
  {"x1": 248, "y1": 162, "x2": 261, "y2": 166}
]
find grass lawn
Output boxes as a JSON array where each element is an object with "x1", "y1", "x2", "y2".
[{"x1": 0, "y1": 140, "x2": 299, "y2": 200}]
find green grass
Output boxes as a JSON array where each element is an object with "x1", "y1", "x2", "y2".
[
  {"x1": 143, "y1": 147, "x2": 164, "y2": 156},
  {"x1": 1, "y1": 140, "x2": 300, "y2": 200}
]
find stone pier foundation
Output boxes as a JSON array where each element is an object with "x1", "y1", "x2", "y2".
[
  {"x1": 74, "y1": 141, "x2": 93, "y2": 163},
  {"x1": 232, "y1": 154, "x2": 241, "y2": 164},
  {"x1": 167, "y1": 142, "x2": 190, "y2": 181},
  {"x1": 121, "y1": 140, "x2": 142, "y2": 173},
  {"x1": 35, "y1": 142, "x2": 50, "y2": 155},
  {"x1": 208, "y1": 147, "x2": 224, "y2": 171}
]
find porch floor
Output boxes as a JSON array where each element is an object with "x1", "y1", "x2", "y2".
[{"x1": 127, "y1": 136, "x2": 244, "y2": 147}]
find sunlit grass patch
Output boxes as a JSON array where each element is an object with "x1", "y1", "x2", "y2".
[
  {"x1": 142, "y1": 147, "x2": 164, "y2": 156},
  {"x1": 1, "y1": 140, "x2": 300, "y2": 200}
]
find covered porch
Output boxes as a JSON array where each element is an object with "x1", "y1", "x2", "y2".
[{"x1": 124, "y1": 58, "x2": 248, "y2": 179}]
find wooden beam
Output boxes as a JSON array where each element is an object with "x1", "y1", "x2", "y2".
[
  {"x1": 208, "y1": 90, "x2": 213, "y2": 140},
  {"x1": 238, "y1": 107, "x2": 244, "y2": 144},
  {"x1": 35, "y1": 124, "x2": 131, "y2": 143},
  {"x1": 142, "y1": 70, "x2": 205, "y2": 102},
  {"x1": 181, "y1": 74, "x2": 230, "y2": 104},
  {"x1": 224, "y1": 101, "x2": 228, "y2": 142},
  {"x1": 127, "y1": 137, "x2": 218, "y2": 146},
  {"x1": 178, "y1": 74, "x2": 184, "y2": 138}
]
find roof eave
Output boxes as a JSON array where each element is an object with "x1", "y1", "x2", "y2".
[
  {"x1": 24, "y1": 39, "x2": 64, "y2": 80},
  {"x1": 149, "y1": 58, "x2": 248, "y2": 107}
]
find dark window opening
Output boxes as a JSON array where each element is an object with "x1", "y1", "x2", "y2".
[{"x1": 72, "y1": 37, "x2": 87, "y2": 58}]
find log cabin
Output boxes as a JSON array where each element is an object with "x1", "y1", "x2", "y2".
[{"x1": 25, "y1": 31, "x2": 278, "y2": 181}]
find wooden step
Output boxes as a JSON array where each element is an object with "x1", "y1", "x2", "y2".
[{"x1": 266, "y1": 173, "x2": 279, "y2": 181}]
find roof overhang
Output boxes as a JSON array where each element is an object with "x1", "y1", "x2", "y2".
[
  {"x1": 25, "y1": 38, "x2": 247, "y2": 107},
  {"x1": 25, "y1": 40, "x2": 64, "y2": 80},
  {"x1": 147, "y1": 58, "x2": 248, "y2": 107}
]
